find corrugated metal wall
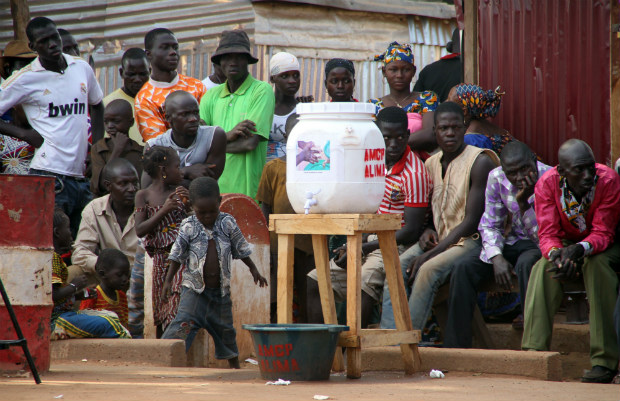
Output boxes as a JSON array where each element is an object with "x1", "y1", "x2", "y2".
[
  {"x1": 1, "y1": 1, "x2": 454, "y2": 103},
  {"x1": 477, "y1": 0, "x2": 611, "y2": 165}
]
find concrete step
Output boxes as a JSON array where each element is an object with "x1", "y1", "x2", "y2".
[
  {"x1": 51, "y1": 339, "x2": 187, "y2": 367},
  {"x1": 50, "y1": 338, "x2": 590, "y2": 381},
  {"x1": 475, "y1": 322, "x2": 590, "y2": 354},
  {"x1": 362, "y1": 347, "x2": 562, "y2": 381}
]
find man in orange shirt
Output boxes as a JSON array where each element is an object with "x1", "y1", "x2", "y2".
[{"x1": 135, "y1": 28, "x2": 206, "y2": 141}]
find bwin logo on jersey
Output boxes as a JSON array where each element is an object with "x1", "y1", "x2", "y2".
[{"x1": 48, "y1": 98, "x2": 86, "y2": 117}]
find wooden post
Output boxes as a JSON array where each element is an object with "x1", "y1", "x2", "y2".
[
  {"x1": 10, "y1": 0, "x2": 30, "y2": 42},
  {"x1": 269, "y1": 214, "x2": 420, "y2": 379},
  {"x1": 377, "y1": 231, "x2": 420, "y2": 373},
  {"x1": 463, "y1": 0, "x2": 478, "y2": 84},
  {"x1": 312, "y1": 234, "x2": 344, "y2": 371},
  {"x1": 611, "y1": 1, "x2": 620, "y2": 164},
  {"x1": 345, "y1": 233, "x2": 363, "y2": 379},
  {"x1": 276, "y1": 234, "x2": 295, "y2": 324}
]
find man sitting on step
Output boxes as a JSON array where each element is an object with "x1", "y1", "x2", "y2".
[
  {"x1": 443, "y1": 141, "x2": 550, "y2": 348},
  {"x1": 381, "y1": 102, "x2": 499, "y2": 334},
  {"x1": 522, "y1": 139, "x2": 620, "y2": 384}
]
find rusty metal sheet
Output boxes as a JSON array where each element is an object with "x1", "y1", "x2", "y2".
[
  {"x1": 0, "y1": 175, "x2": 55, "y2": 248},
  {"x1": 1, "y1": 1, "x2": 455, "y2": 110},
  {"x1": 252, "y1": 0, "x2": 456, "y2": 19},
  {"x1": 477, "y1": 0, "x2": 611, "y2": 165}
]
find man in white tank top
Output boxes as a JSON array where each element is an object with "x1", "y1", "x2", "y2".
[
  {"x1": 267, "y1": 52, "x2": 313, "y2": 162},
  {"x1": 145, "y1": 90, "x2": 227, "y2": 188}
]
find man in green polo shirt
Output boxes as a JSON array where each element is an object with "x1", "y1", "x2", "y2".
[{"x1": 199, "y1": 30, "x2": 275, "y2": 199}]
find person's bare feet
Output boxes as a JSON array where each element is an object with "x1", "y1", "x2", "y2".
[{"x1": 228, "y1": 357, "x2": 240, "y2": 369}]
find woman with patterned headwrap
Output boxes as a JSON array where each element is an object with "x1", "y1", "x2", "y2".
[
  {"x1": 370, "y1": 42, "x2": 439, "y2": 155},
  {"x1": 447, "y1": 84, "x2": 516, "y2": 155}
]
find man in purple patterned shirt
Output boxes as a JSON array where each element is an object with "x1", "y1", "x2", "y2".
[{"x1": 443, "y1": 141, "x2": 550, "y2": 348}]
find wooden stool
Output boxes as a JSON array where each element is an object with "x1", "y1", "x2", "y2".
[{"x1": 270, "y1": 214, "x2": 421, "y2": 379}]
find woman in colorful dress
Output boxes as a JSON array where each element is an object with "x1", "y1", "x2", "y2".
[
  {"x1": 135, "y1": 146, "x2": 189, "y2": 337},
  {"x1": 448, "y1": 83, "x2": 515, "y2": 156},
  {"x1": 0, "y1": 40, "x2": 38, "y2": 174},
  {"x1": 370, "y1": 42, "x2": 439, "y2": 156}
]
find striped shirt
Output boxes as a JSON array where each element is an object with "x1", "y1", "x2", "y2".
[
  {"x1": 378, "y1": 146, "x2": 431, "y2": 225},
  {"x1": 479, "y1": 162, "x2": 551, "y2": 263},
  {"x1": 80, "y1": 285, "x2": 129, "y2": 328},
  {"x1": 134, "y1": 74, "x2": 206, "y2": 141}
]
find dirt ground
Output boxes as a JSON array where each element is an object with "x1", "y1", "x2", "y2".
[{"x1": 1, "y1": 361, "x2": 618, "y2": 401}]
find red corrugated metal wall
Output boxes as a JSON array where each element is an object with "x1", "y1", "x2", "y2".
[{"x1": 477, "y1": 0, "x2": 611, "y2": 165}]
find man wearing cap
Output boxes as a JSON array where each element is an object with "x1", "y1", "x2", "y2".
[
  {"x1": 199, "y1": 29, "x2": 275, "y2": 200},
  {"x1": 135, "y1": 28, "x2": 206, "y2": 141},
  {"x1": 0, "y1": 17, "x2": 105, "y2": 237},
  {"x1": 267, "y1": 52, "x2": 313, "y2": 162},
  {"x1": 0, "y1": 40, "x2": 38, "y2": 174}
]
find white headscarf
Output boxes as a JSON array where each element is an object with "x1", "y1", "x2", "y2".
[{"x1": 269, "y1": 52, "x2": 300, "y2": 77}]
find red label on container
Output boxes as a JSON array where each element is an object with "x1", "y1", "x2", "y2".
[
  {"x1": 260, "y1": 358, "x2": 300, "y2": 373},
  {"x1": 364, "y1": 148, "x2": 386, "y2": 178}
]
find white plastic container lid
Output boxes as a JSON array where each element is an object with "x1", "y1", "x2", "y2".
[{"x1": 296, "y1": 102, "x2": 376, "y2": 115}]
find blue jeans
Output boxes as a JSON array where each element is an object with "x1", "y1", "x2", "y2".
[
  {"x1": 29, "y1": 168, "x2": 93, "y2": 237},
  {"x1": 408, "y1": 238, "x2": 479, "y2": 330},
  {"x1": 162, "y1": 287, "x2": 238, "y2": 360},
  {"x1": 380, "y1": 243, "x2": 423, "y2": 329}
]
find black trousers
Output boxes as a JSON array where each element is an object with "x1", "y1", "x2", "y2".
[{"x1": 443, "y1": 239, "x2": 541, "y2": 348}]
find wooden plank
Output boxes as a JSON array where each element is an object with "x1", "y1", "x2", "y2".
[
  {"x1": 463, "y1": 0, "x2": 478, "y2": 84},
  {"x1": 345, "y1": 232, "x2": 363, "y2": 379},
  {"x1": 270, "y1": 214, "x2": 375, "y2": 220},
  {"x1": 359, "y1": 329, "x2": 420, "y2": 348},
  {"x1": 356, "y1": 216, "x2": 401, "y2": 232},
  {"x1": 270, "y1": 214, "x2": 401, "y2": 235},
  {"x1": 312, "y1": 234, "x2": 344, "y2": 371},
  {"x1": 611, "y1": 0, "x2": 620, "y2": 163},
  {"x1": 10, "y1": 0, "x2": 30, "y2": 41},
  {"x1": 338, "y1": 334, "x2": 360, "y2": 348},
  {"x1": 339, "y1": 330, "x2": 420, "y2": 348},
  {"x1": 276, "y1": 234, "x2": 295, "y2": 324},
  {"x1": 377, "y1": 231, "x2": 420, "y2": 374},
  {"x1": 274, "y1": 219, "x2": 357, "y2": 235}
]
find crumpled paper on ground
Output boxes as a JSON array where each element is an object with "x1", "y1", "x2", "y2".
[
  {"x1": 429, "y1": 369, "x2": 445, "y2": 378},
  {"x1": 265, "y1": 378, "x2": 291, "y2": 385}
]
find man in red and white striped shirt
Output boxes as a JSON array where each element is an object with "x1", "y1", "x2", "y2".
[{"x1": 306, "y1": 107, "x2": 430, "y2": 327}]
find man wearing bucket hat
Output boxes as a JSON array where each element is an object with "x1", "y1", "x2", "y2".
[
  {"x1": 199, "y1": 29, "x2": 275, "y2": 200},
  {"x1": 0, "y1": 40, "x2": 38, "y2": 174},
  {"x1": 267, "y1": 52, "x2": 313, "y2": 162}
]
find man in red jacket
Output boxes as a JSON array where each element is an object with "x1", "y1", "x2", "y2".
[{"x1": 522, "y1": 139, "x2": 620, "y2": 383}]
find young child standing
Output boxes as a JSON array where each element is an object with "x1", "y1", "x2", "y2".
[
  {"x1": 80, "y1": 248, "x2": 131, "y2": 329},
  {"x1": 135, "y1": 146, "x2": 189, "y2": 337},
  {"x1": 51, "y1": 209, "x2": 130, "y2": 340},
  {"x1": 162, "y1": 177, "x2": 268, "y2": 368}
]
